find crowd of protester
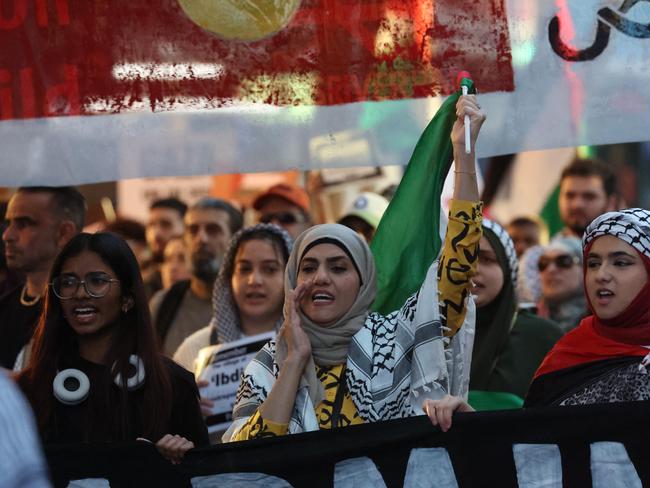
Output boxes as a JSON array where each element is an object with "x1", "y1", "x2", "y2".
[{"x1": 0, "y1": 94, "x2": 648, "y2": 483}]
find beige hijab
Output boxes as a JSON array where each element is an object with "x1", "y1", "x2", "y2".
[{"x1": 276, "y1": 224, "x2": 376, "y2": 406}]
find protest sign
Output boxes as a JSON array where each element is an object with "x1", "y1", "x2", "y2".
[{"x1": 195, "y1": 332, "x2": 275, "y2": 435}]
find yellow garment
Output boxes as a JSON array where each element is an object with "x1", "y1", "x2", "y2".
[
  {"x1": 233, "y1": 199, "x2": 482, "y2": 441},
  {"x1": 232, "y1": 364, "x2": 361, "y2": 440},
  {"x1": 438, "y1": 199, "x2": 482, "y2": 337}
]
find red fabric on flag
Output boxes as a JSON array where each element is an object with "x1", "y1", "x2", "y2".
[{"x1": 0, "y1": 0, "x2": 513, "y2": 120}]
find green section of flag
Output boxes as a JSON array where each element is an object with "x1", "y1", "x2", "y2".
[
  {"x1": 370, "y1": 80, "x2": 474, "y2": 315},
  {"x1": 540, "y1": 184, "x2": 563, "y2": 238},
  {"x1": 468, "y1": 390, "x2": 523, "y2": 411}
]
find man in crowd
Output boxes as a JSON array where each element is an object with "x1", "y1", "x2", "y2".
[
  {"x1": 150, "y1": 198, "x2": 242, "y2": 356},
  {"x1": 105, "y1": 218, "x2": 149, "y2": 269},
  {"x1": 338, "y1": 192, "x2": 389, "y2": 244},
  {"x1": 252, "y1": 182, "x2": 312, "y2": 240},
  {"x1": 558, "y1": 158, "x2": 617, "y2": 238},
  {"x1": 143, "y1": 198, "x2": 188, "y2": 297},
  {"x1": 0, "y1": 187, "x2": 86, "y2": 369},
  {"x1": 506, "y1": 216, "x2": 547, "y2": 258}
]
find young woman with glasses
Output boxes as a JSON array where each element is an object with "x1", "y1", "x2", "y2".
[{"x1": 16, "y1": 232, "x2": 208, "y2": 463}]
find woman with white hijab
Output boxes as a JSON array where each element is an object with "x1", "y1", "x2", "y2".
[{"x1": 225, "y1": 95, "x2": 485, "y2": 440}]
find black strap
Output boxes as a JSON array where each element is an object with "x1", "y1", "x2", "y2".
[
  {"x1": 209, "y1": 325, "x2": 218, "y2": 345},
  {"x1": 330, "y1": 368, "x2": 348, "y2": 429},
  {"x1": 154, "y1": 280, "x2": 191, "y2": 344}
]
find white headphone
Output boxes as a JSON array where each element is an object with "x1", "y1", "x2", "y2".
[
  {"x1": 53, "y1": 355, "x2": 146, "y2": 405},
  {"x1": 113, "y1": 354, "x2": 146, "y2": 391}
]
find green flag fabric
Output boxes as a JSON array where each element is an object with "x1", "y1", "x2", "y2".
[
  {"x1": 468, "y1": 390, "x2": 524, "y2": 411},
  {"x1": 371, "y1": 79, "x2": 475, "y2": 315},
  {"x1": 540, "y1": 184, "x2": 563, "y2": 238}
]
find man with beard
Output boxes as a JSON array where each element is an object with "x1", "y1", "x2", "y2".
[
  {"x1": 558, "y1": 158, "x2": 618, "y2": 238},
  {"x1": 0, "y1": 186, "x2": 85, "y2": 369},
  {"x1": 150, "y1": 198, "x2": 242, "y2": 356}
]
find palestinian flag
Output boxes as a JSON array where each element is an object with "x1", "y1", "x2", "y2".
[{"x1": 371, "y1": 78, "x2": 473, "y2": 315}]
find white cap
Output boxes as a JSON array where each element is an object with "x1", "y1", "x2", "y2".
[{"x1": 339, "y1": 192, "x2": 389, "y2": 229}]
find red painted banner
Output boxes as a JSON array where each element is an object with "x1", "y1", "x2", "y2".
[{"x1": 0, "y1": 0, "x2": 513, "y2": 121}]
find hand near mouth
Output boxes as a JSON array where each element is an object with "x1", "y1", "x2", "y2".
[
  {"x1": 282, "y1": 280, "x2": 314, "y2": 367},
  {"x1": 258, "y1": 279, "x2": 316, "y2": 426}
]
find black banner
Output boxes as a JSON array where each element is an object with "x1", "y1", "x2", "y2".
[{"x1": 46, "y1": 401, "x2": 650, "y2": 487}]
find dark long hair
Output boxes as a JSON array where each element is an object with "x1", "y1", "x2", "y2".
[{"x1": 17, "y1": 232, "x2": 172, "y2": 440}]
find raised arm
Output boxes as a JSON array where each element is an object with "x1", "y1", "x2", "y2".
[
  {"x1": 438, "y1": 95, "x2": 485, "y2": 337},
  {"x1": 451, "y1": 95, "x2": 483, "y2": 201}
]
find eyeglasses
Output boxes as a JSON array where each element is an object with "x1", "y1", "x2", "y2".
[
  {"x1": 51, "y1": 272, "x2": 120, "y2": 300},
  {"x1": 537, "y1": 254, "x2": 580, "y2": 272},
  {"x1": 260, "y1": 212, "x2": 304, "y2": 225}
]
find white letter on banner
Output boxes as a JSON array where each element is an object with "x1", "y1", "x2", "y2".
[
  {"x1": 191, "y1": 472, "x2": 294, "y2": 487},
  {"x1": 403, "y1": 448, "x2": 459, "y2": 488},
  {"x1": 591, "y1": 442, "x2": 642, "y2": 488},
  {"x1": 513, "y1": 444, "x2": 562, "y2": 487},
  {"x1": 334, "y1": 457, "x2": 387, "y2": 488}
]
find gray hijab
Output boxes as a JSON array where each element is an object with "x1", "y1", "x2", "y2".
[{"x1": 276, "y1": 224, "x2": 377, "y2": 406}]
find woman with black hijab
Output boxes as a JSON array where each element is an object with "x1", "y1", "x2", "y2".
[{"x1": 468, "y1": 220, "x2": 562, "y2": 409}]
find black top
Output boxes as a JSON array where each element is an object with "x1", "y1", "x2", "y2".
[
  {"x1": 44, "y1": 356, "x2": 209, "y2": 447},
  {"x1": 0, "y1": 285, "x2": 42, "y2": 369},
  {"x1": 478, "y1": 311, "x2": 563, "y2": 399}
]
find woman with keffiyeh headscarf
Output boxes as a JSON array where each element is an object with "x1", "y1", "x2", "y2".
[
  {"x1": 525, "y1": 208, "x2": 650, "y2": 407},
  {"x1": 224, "y1": 95, "x2": 485, "y2": 441},
  {"x1": 173, "y1": 224, "x2": 293, "y2": 373}
]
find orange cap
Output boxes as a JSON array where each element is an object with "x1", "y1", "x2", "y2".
[{"x1": 252, "y1": 183, "x2": 310, "y2": 213}]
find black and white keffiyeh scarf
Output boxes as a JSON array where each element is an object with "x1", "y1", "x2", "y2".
[
  {"x1": 483, "y1": 219, "x2": 518, "y2": 286},
  {"x1": 583, "y1": 208, "x2": 650, "y2": 259},
  {"x1": 517, "y1": 245, "x2": 543, "y2": 304},
  {"x1": 225, "y1": 244, "x2": 476, "y2": 440}
]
